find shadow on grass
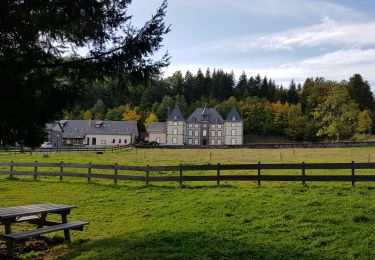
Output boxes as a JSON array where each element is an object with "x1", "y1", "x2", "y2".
[{"x1": 59, "y1": 231, "x2": 320, "y2": 259}]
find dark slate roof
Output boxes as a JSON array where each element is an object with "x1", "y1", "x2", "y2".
[
  {"x1": 147, "y1": 122, "x2": 166, "y2": 132},
  {"x1": 60, "y1": 120, "x2": 138, "y2": 139},
  {"x1": 167, "y1": 105, "x2": 184, "y2": 121},
  {"x1": 186, "y1": 108, "x2": 224, "y2": 123},
  {"x1": 226, "y1": 106, "x2": 242, "y2": 122}
]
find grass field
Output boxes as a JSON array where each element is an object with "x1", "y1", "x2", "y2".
[{"x1": 0, "y1": 147, "x2": 375, "y2": 259}]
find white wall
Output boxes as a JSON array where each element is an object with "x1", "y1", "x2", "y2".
[
  {"x1": 224, "y1": 122, "x2": 243, "y2": 145},
  {"x1": 85, "y1": 134, "x2": 133, "y2": 146},
  {"x1": 149, "y1": 132, "x2": 167, "y2": 144}
]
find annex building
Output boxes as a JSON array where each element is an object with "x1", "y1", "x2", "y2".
[{"x1": 147, "y1": 106, "x2": 243, "y2": 146}]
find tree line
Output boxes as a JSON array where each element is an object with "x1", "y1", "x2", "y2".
[{"x1": 65, "y1": 70, "x2": 374, "y2": 141}]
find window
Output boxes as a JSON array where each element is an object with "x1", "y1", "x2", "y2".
[
  {"x1": 188, "y1": 129, "x2": 193, "y2": 136},
  {"x1": 218, "y1": 130, "x2": 222, "y2": 137},
  {"x1": 203, "y1": 130, "x2": 207, "y2": 136},
  {"x1": 174, "y1": 115, "x2": 178, "y2": 120},
  {"x1": 211, "y1": 130, "x2": 216, "y2": 136},
  {"x1": 119, "y1": 139, "x2": 121, "y2": 144},
  {"x1": 194, "y1": 139, "x2": 199, "y2": 145},
  {"x1": 193, "y1": 117, "x2": 197, "y2": 122},
  {"x1": 194, "y1": 124, "x2": 199, "y2": 128},
  {"x1": 203, "y1": 124, "x2": 207, "y2": 127},
  {"x1": 217, "y1": 139, "x2": 222, "y2": 145},
  {"x1": 173, "y1": 122, "x2": 178, "y2": 126},
  {"x1": 218, "y1": 124, "x2": 222, "y2": 128},
  {"x1": 231, "y1": 138, "x2": 236, "y2": 145},
  {"x1": 188, "y1": 138, "x2": 192, "y2": 144},
  {"x1": 212, "y1": 124, "x2": 216, "y2": 128},
  {"x1": 231, "y1": 129, "x2": 236, "y2": 136},
  {"x1": 86, "y1": 137, "x2": 90, "y2": 145},
  {"x1": 188, "y1": 124, "x2": 192, "y2": 127},
  {"x1": 124, "y1": 139, "x2": 127, "y2": 144},
  {"x1": 92, "y1": 138, "x2": 96, "y2": 145},
  {"x1": 112, "y1": 139, "x2": 115, "y2": 143},
  {"x1": 232, "y1": 116, "x2": 236, "y2": 121},
  {"x1": 210, "y1": 139, "x2": 215, "y2": 145},
  {"x1": 231, "y1": 123, "x2": 236, "y2": 127},
  {"x1": 156, "y1": 137, "x2": 160, "y2": 143},
  {"x1": 194, "y1": 130, "x2": 199, "y2": 136},
  {"x1": 173, "y1": 128, "x2": 178, "y2": 134},
  {"x1": 172, "y1": 137, "x2": 177, "y2": 144},
  {"x1": 101, "y1": 140, "x2": 106, "y2": 145}
]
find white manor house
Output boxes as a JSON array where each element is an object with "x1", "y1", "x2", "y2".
[{"x1": 147, "y1": 106, "x2": 243, "y2": 146}]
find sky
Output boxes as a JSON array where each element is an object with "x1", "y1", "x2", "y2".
[{"x1": 128, "y1": 0, "x2": 375, "y2": 87}]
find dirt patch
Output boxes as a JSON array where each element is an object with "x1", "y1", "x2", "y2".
[{"x1": 0, "y1": 236, "x2": 66, "y2": 259}]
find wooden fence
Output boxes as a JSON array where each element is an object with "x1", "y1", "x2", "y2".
[{"x1": 1, "y1": 161, "x2": 375, "y2": 187}]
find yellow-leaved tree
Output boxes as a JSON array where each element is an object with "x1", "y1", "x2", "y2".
[
  {"x1": 122, "y1": 109, "x2": 141, "y2": 121},
  {"x1": 83, "y1": 110, "x2": 92, "y2": 120},
  {"x1": 144, "y1": 113, "x2": 158, "y2": 128}
]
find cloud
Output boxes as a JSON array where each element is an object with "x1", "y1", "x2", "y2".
[
  {"x1": 163, "y1": 48, "x2": 375, "y2": 88},
  {"x1": 198, "y1": 17, "x2": 375, "y2": 52},
  {"x1": 181, "y1": 0, "x2": 360, "y2": 20}
]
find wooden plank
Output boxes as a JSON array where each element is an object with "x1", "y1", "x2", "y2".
[
  {"x1": 0, "y1": 204, "x2": 75, "y2": 219},
  {"x1": 0, "y1": 162, "x2": 10, "y2": 166},
  {"x1": 90, "y1": 164, "x2": 114, "y2": 170},
  {"x1": 2, "y1": 221, "x2": 89, "y2": 241},
  {"x1": 63, "y1": 163, "x2": 90, "y2": 168}
]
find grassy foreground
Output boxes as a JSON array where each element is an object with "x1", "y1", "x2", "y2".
[{"x1": 0, "y1": 147, "x2": 375, "y2": 259}]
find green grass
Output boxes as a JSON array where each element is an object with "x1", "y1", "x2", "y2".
[{"x1": 0, "y1": 147, "x2": 375, "y2": 259}]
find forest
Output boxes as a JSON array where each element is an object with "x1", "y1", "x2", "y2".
[{"x1": 63, "y1": 70, "x2": 374, "y2": 142}]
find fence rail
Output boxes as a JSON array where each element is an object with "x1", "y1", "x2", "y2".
[{"x1": 1, "y1": 161, "x2": 375, "y2": 187}]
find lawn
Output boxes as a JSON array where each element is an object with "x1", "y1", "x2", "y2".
[{"x1": 0, "y1": 147, "x2": 375, "y2": 259}]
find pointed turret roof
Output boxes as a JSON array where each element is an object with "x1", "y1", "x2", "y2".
[
  {"x1": 226, "y1": 106, "x2": 241, "y2": 122},
  {"x1": 167, "y1": 105, "x2": 184, "y2": 121}
]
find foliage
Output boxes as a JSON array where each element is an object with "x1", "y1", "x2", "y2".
[
  {"x1": 83, "y1": 110, "x2": 93, "y2": 120},
  {"x1": 122, "y1": 108, "x2": 141, "y2": 121},
  {"x1": 0, "y1": 0, "x2": 170, "y2": 147},
  {"x1": 356, "y1": 110, "x2": 372, "y2": 135},
  {"x1": 284, "y1": 104, "x2": 306, "y2": 140},
  {"x1": 313, "y1": 84, "x2": 360, "y2": 140},
  {"x1": 144, "y1": 113, "x2": 158, "y2": 129}
]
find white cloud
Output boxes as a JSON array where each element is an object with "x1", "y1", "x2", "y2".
[
  {"x1": 180, "y1": 0, "x2": 360, "y2": 20},
  {"x1": 198, "y1": 17, "x2": 375, "y2": 52},
  {"x1": 163, "y1": 48, "x2": 375, "y2": 88}
]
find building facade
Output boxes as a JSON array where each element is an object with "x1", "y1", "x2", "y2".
[
  {"x1": 147, "y1": 106, "x2": 243, "y2": 146},
  {"x1": 48, "y1": 120, "x2": 139, "y2": 147}
]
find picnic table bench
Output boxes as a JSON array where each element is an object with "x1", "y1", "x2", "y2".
[{"x1": 0, "y1": 203, "x2": 89, "y2": 258}]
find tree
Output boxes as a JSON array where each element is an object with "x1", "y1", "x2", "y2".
[
  {"x1": 105, "y1": 105, "x2": 127, "y2": 120},
  {"x1": 91, "y1": 99, "x2": 106, "y2": 120},
  {"x1": 83, "y1": 110, "x2": 93, "y2": 120},
  {"x1": 313, "y1": 84, "x2": 359, "y2": 140},
  {"x1": 122, "y1": 109, "x2": 141, "y2": 121},
  {"x1": 284, "y1": 104, "x2": 306, "y2": 140},
  {"x1": 347, "y1": 74, "x2": 375, "y2": 111},
  {"x1": 357, "y1": 110, "x2": 372, "y2": 135},
  {"x1": 144, "y1": 113, "x2": 158, "y2": 128},
  {"x1": 0, "y1": 0, "x2": 170, "y2": 147},
  {"x1": 156, "y1": 95, "x2": 174, "y2": 121}
]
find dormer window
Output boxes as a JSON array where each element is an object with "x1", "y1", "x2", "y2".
[
  {"x1": 232, "y1": 116, "x2": 236, "y2": 121},
  {"x1": 174, "y1": 115, "x2": 178, "y2": 120},
  {"x1": 215, "y1": 118, "x2": 219, "y2": 122},
  {"x1": 94, "y1": 121, "x2": 103, "y2": 128},
  {"x1": 193, "y1": 117, "x2": 196, "y2": 122}
]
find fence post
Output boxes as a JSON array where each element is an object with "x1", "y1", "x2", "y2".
[
  {"x1": 257, "y1": 161, "x2": 261, "y2": 186},
  {"x1": 34, "y1": 161, "x2": 38, "y2": 181},
  {"x1": 9, "y1": 161, "x2": 14, "y2": 180},
  {"x1": 217, "y1": 163, "x2": 221, "y2": 186},
  {"x1": 302, "y1": 161, "x2": 305, "y2": 185},
  {"x1": 114, "y1": 163, "x2": 118, "y2": 185},
  {"x1": 145, "y1": 165, "x2": 150, "y2": 187},
  {"x1": 60, "y1": 161, "x2": 64, "y2": 181},
  {"x1": 88, "y1": 162, "x2": 92, "y2": 182},
  {"x1": 179, "y1": 164, "x2": 183, "y2": 187},
  {"x1": 352, "y1": 161, "x2": 355, "y2": 187}
]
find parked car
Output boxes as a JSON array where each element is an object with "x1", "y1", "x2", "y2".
[{"x1": 41, "y1": 142, "x2": 53, "y2": 149}]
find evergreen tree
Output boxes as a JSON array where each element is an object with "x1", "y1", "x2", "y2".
[{"x1": 347, "y1": 74, "x2": 375, "y2": 110}]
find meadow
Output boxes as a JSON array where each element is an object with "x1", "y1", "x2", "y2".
[{"x1": 0, "y1": 147, "x2": 375, "y2": 259}]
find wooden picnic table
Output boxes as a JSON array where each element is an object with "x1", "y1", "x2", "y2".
[{"x1": 0, "y1": 203, "x2": 88, "y2": 258}]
